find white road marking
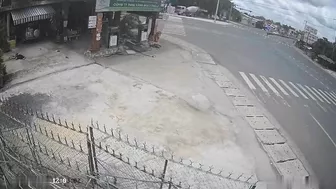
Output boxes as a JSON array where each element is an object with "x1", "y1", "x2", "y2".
[
  {"x1": 250, "y1": 74, "x2": 269, "y2": 93},
  {"x1": 239, "y1": 72, "x2": 256, "y2": 90},
  {"x1": 304, "y1": 85, "x2": 321, "y2": 101},
  {"x1": 319, "y1": 90, "x2": 336, "y2": 105},
  {"x1": 279, "y1": 80, "x2": 299, "y2": 97},
  {"x1": 316, "y1": 101, "x2": 328, "y2": 112},
  {"x1": 330, "y1": 92, "x2": 336, "y2": 99},
  {"x1": 270, "y1": 78, "x2": 289, "y2": 96},
  {"x1": 297, "y1": 84, "x2": 316, "y2": 100},
  {"x1": 312, "y1": 87, "x2": 330, "y2": 104},
  {"x1": 325, "y1": 91, "x2": 336, "y2": 102},
  {"x1": 289, "y1": 82, "x2": 308, "y2": 99},
  {"x1": 310, "y1": 113, "x2": 336, "y2": 149},
  {"x1": 260, "y1": 76, "x2": 282, "y2": 97}
]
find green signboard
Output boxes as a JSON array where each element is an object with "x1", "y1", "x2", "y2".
[{"x1": 96, "y1": 0, "x2": 161, "y2": 12}]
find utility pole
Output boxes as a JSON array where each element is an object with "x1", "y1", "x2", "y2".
[
  {"x1": 333, "y1": 19, "x2": 336, "y2": 60},
  {"x1": 214, "y1": 0, "x2": 220, "y2": 22},
  {"x1": 228, "y1": 3, "x2": 233, "y2": 21},
  {"x1": 303, "y1": 20, "x2": 309, "y2": 45}
]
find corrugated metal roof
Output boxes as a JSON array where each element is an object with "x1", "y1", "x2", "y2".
[
  {"x1": 318, "y1": 54, "x2": 335, "y2": 64},
  {"x1": 11, "y1": 5, "x2": 55, "y2": 25}
]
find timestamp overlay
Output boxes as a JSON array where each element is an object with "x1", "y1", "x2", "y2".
[{"x1": 51, "y1": 177, "x2": 68, "y2": 184}]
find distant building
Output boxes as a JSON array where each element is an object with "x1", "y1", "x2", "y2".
[
  {"x1": 288, "y1": 29, "x2": 295, "y2": 36},
  {"x1": 279, "y1": 28, "x2": 286, "y2": 34},
  {"x1": 240, "y1": 14, "x2": 252, "y2": 25},
  {"x1": 240, "y1": 14, "x2": 263, "y2": 28},
  {"x1": 302, "y1": 32, "x2": 318, "y2": 45}
]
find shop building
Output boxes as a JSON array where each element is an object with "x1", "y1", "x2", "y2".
[
  {"x1": 90, "y1": 0, "x2": 162, "y2": 52},
  {"x1": 0, "y1": 0, "x2": 162, "y2": 52},
  {"x1": 0, "y1": 0, "x2": 95, "y2": 48}
]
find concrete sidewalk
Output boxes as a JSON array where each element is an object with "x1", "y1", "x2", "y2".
[
  {"x1": 95, "y1": 38, "x2": 277, "y2": 182},
  {"x1": 6, "y1": 33, "x2": 325, "y2": 188},
  {"x1": 0, "y1": 37, "x2": 276, "y2": 185}
]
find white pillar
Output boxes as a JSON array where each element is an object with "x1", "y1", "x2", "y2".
[{"x1": 214, "y1": 0, "x2": 220, "y2": 23}]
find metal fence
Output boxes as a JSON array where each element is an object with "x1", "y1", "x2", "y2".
[{"x1": 0, "y1": 97, "x2": 258, "y2": 189}]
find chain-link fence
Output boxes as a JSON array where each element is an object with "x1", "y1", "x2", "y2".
[{"x1": 0, "y1": 97, "x2": 258, "y2": 189}]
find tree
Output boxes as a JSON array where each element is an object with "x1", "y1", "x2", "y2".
[
  {"x1": 311, "y1": 37, "x2": 335, "y2": 61},
  {"x1": 0, "y1": 19, "x2": 9, "y2": 53},
  {"x1": 254, "y1": 16, "x2": 265, "y2": 20},
  {"x1": 0, "y1": 19, "x2": 8, "y2": 88},
  {"x1": 0, "y1": 49, "x2": 6, "y2": 88},
  {"x1": 274, "y1": 22, "x2": 281, "y2": 26},
  {"x1": 255, "y1": 21, "x2": 264, "y2": 29},
  {"x1": 232, "y1": 8, "x2": 241, "y2": 22}
]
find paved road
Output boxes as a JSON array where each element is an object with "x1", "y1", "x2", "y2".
[{"x1": 160, "y1": 16, "x2": 336, "y2": 189}]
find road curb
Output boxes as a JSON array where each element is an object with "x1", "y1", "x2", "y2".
[
  {"x1": 162, "y1": 34, "x2": 314, "y2": 188},
  {"x1": 168, "y1": 14, "x2": 232, "y2": 26},
  {"x1": 293, "y1": 46, "x2": 336, "y2": 80}
]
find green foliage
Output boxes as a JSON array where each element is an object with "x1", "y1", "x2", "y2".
[
  {"x1": 274, "y1": 22, "x2": 281, "y2": 26},
  {"x1": 253, "y1": 16, "x2": 265, "y2": 20},
  {"x1": 311, "y1": 37, "x2": 336, "y2": 61},
  {"x1": 0, "y1": 19, "x2": 9, "y2": 53},
  {"x1": 0, "y1": 19, "x2": 8, "y2": 79},
  {"x1": 232, "y1": 8, "x2": 241, "y2": 22},
  {"x1": 0, "y1": 49, "x2": 6, "y2": 77}
]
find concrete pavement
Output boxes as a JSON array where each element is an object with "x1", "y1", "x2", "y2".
[
  {"x1": 0, "y1": 38, "x2": 275, "y2": 188},
  {"x1": 161, "y1": 15, "x2": 336, "y2": 188}
]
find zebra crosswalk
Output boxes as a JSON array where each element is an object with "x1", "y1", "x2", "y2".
[
  {"x1": 238, "y1": 72, "x2": 336, "y2": 107},
  {"x1": 280, "y1": 80, "x2": 298, "y2": 97},
  {"x1": 260, "y1": 75, "x2": 281, "y2": 97}
]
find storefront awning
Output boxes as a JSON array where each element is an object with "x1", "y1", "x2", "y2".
[{"x1": 11, "y1": 5, "x2": 55, "y2": 26}]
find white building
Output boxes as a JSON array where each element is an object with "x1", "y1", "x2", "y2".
[
  {"x1": 288, "y1": 29, "x2": 295, "y2": 36},
  {"x1": 241, "y1": 14, "x2": 263, "y2": 27},
  {"x1": 302, "y1": 32, "x2": 318, "y2": 45}
]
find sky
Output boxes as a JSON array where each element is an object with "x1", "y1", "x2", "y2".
[{"x1": 232, "y1": 0, "x2": 336, "y2": 41}]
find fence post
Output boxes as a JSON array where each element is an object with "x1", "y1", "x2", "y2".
[
  {"x1": 168, "y1": 180, "x2": 172, "y2": 189},
  {"x1": 87, "y1": 133, "x2": 95, "y2": 186},
  {"x1": 25, "y1": 128, "x2": 40, "y2": 166},
  {"x1": 159, "y1": 159, "x2": 168, "y2": 189},
  {"x1": 89, "y1": 127, "x2": 99, "y2": 175},
  {"x1": 87, "y1": 126, "x2": 99, "y2": 186},
  {"x1": 249, "y1": 184, "x2": 256, "y2": 189}
]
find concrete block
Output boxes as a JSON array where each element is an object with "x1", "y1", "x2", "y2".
[
  {"x1": 246, "y1": 116, "x2": 275, "y2": 130},
  {"x1": 275, "y1": 159, "x2": 309, "y2": 178},
  {"x1": 264, "y1": 143, "x2": 296, "y2": 163},
  {"x1": 206, "y1": 69, "x2": 225, "y2": 76},
  {"x1": 232, "y1": 96, "x2": 254, "y2": 106},
  {"x1": 236, "y1": 106, "x2": 263, "y2": 117},
  {"x1": 192, "y1": 52, "x2": 215, "y2": 65},
  {"x1": 212, "y1": 74, "x2": 229, "y2": 82},
  {"x1": 255, "y1": 130, "x2": 286, "y2": 144},
  {"x1": 224, "y1": 88, "x2": 245, "y2": 97},
  {"x1": 215, "y1": 80, "x2": 236, "y2": 88}
]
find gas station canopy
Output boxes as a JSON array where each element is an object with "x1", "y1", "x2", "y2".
[{"x1": 95, "y1": 0, "x2": 162, "y2": 12}]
